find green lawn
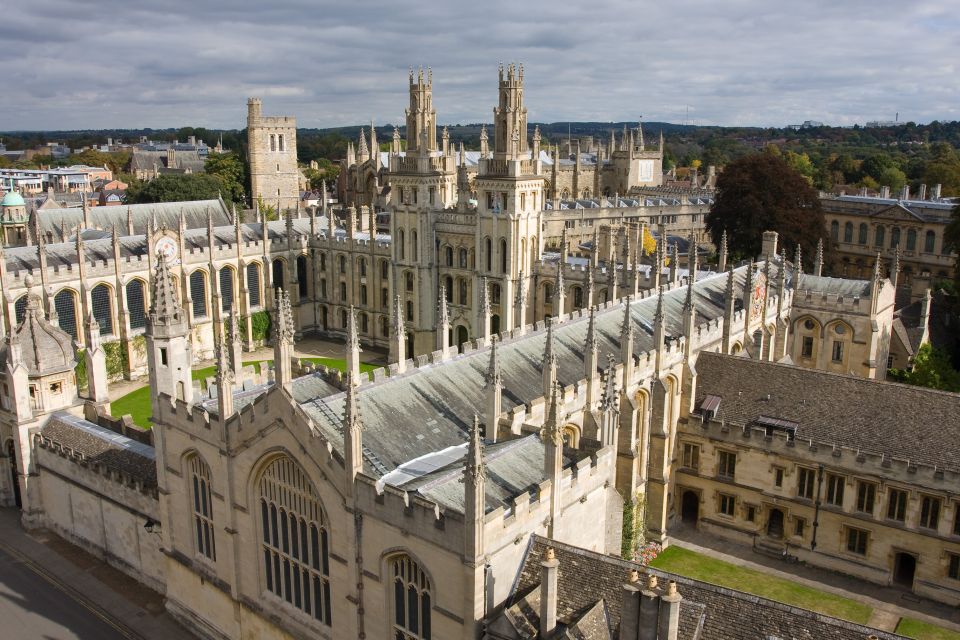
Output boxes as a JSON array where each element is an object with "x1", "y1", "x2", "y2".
[
  {"x1": 648, "y1": 545, "x2": 873, "y2": 624},
  {"x1": 111, "y1": 357, "x2": 380, "y2": 428},
  {"x1": 896, "y1": 617, "x2": 960, "y2": 640}
]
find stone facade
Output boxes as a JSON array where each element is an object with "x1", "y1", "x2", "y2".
[{"x1": 247, "y1": 98, "x2": 301, "y2": 212}]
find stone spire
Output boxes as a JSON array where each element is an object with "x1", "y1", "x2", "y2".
[
  {"x1": 273, "y1": 289, "x2": 294, "y2": 391},
  {"x1": 228, "y1": 312, "x2": 244, "y2": 381},
  {"x1": 145, "y1": 252, "x2": 193, "y2": 414},
  {"x1": 391, "y1": 294, "x2": 407, "y2": 373},
  {"x1": 514, "y1": 271, "x2": 528, "y2": 334},
  {"x1": 553, "y1": 264, "x2": 566, "y2": 321},
  {"x1": 484, "y1": 337, "x2": 502, "y2": 442},
  {"x1": 794, "y1": 243, "x2": 803, "y2": 276},
  {"x1": 683, "y1": 267, "x2": 698, "y2": 359},
  {"x1": 891, "y1": 247, "x2": 901, "y2": 289},
  {"x1": 560, "y1": 226, "x2": 569, "y2": 265},
  {"x1": 669, "y1": 242, "x2": 680, "y2": 285},
  {"x1": 620, "y1": 296, "x2": 635, "y2": 388},
  {"x1": 370, "y1": 121, "x2": 380, "y2": 170},
  {"x1": 437, "y1": 285, "x2": 451, "y2": 359},
  {"x1": 148, "y1": 251, "x2": 184, "y2": 326},
  {"x1": 480, "y1": 277, "x2": 492, "y2": 344},
  {"x1": 343, "y1": 355, "x2": 364, "y2": 496},
  {"x1": 653, "y1": 286, "x2": 666, "y2": 373},
  {"x1": 722, "y1": 264, "x2": 737, "y2": 353},
  {"x1": 584, "y1": 307, "x2": 600, "y2": 407},
  {"x1": 598, "y1": 354, "x2": 619, "y2": 447},
  {"x1": 542, "y1": 318, "x2": 557, "y2": 398},
  {"x1": 214, "y1": 332, "x2": 235, "y2": 419},
  {"x1": 591, "y1": 225, "x2": 600, "y2": 269},
  {"x1": 585, "y1": 262, "x2": 595, "y2": 310},
  {"x1": 543, "y1": 382, "x2": 564, "y2": 537},
  {"x1": 357, "y1": 127, "x2": 369, "y2": 161},
  {"x1": 346, "y1": 305, "x2": 361, "y2": 381},
  {"x1": 465, "y1": 414, "x2": 486, "y2": 559},
  {"x1": 742, "y1": 260, "x2": 755, "y2": 349},
  {"x1": 84, "y1": 316, "x2": 109, "y2": 405},
  {"x1": 479, "y1": 124, "x2": 489, "y2": 157},
  {"x1": 718, "y1": 229, "x2": 728, "y2": 272},
  {"x1": 813, "y1": 238, "x2": 824, "y2": 277}
]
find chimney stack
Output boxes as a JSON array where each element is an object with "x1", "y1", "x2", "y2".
[
  {"x1": 619, "y1": 570, "x2": 642, "y2": 640},
  {"x1": 657, "y1": 581, "x2": 683, "y2": 640}
]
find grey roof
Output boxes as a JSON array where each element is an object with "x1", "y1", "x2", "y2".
[
  {"x1": 693, "y1": 352, "x2": 960, "y2": 472},
  {"x1": 130, "y1": 149, "x2": 206, "y2": 173},
  {"x1": 38, "y1": 412, "x2": 157, "y2": 488},
  {"x1": 0, "y1": 287, "x2": 75, "y2": 376},
  {"x1": 36, "y1": 198, "x2": 232, "y2": 239},
  {"x1": 795, "y1": 273, "x2": 872, "y2": 298},
  {"x1": 297, "y1": 263, "x2": 773, "y2": 485},
  {"x1": 496, "y1": 535, "x2": 905, "y2": 640}
]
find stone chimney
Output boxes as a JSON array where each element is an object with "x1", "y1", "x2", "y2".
[
  {"x1": 657, "y1": 581, "x2": 682, "y2": 640},
  {"x1": 931, "y1": 183, "x2": 942, "y2": 199},
  {"x1": 899, "y1": 185, "x2": 910, "y2": 200},
  {"x1": 540, "y1": 547, "x2": 559, "y2": 638},
  {"x1": 638, "y1": 573, "x2": 659, "y2": 640},
  {"x1": 619, "y1": 570, "x2": 642, "y2": 640},
  {"x1": 761, "y1": 230, "x2": 778, "y2": 258},
  {"x1": 880, "y1": 185, "x2": 891, "y2": 199},
  {"x1": 918, "y1": 184, "x2": 927, "y2": 200}
]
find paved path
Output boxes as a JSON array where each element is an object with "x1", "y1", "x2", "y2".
[
  {"x1": 670, "y1": 525, "x2": 960, "y2": 634},
  {"x1": 0, "y1": 509, "x2": 194, "y2": 640}
]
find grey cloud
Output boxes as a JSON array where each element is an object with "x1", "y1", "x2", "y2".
[{"x1": 1, "y1": 0, "x2": 957, "y2": 130}]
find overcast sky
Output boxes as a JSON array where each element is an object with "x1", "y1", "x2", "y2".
[{"x1": 2, "y1": 0, "x2": 958, "y2": 131}]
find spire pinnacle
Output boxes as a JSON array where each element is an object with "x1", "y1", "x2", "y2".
[
  {"x1": 148, "y1": 253, "x2": 183, "y2": 322},
  {"x1": 467, "y1": 414, "x2": 485, "y2": 484},
  {"x1": 486, "y1": 335, "x2": 501, "y2": 386}
]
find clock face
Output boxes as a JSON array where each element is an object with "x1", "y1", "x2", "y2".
[{"x1": 155, "y1": 236, "x2": 179, "y2": 264}]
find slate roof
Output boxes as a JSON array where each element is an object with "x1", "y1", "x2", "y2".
[
  {"x1": 496, "y1": 535, "x2": 905, "y2": 640},
  {"x1": 298, "y1": 262, "x2": 776, "y2": 486},
  {"x1": 35, "y1": 198, "x2": 233, "y2": 239},
  {"x1": 795, "y1": 273, "x2": 872, "y2": 298},
  {"x1": 38, "y1": 412, "x2": 157, "y2": 488},
  {"x1": 693, "y1": 352, "x2": 960, "y2": 472}
]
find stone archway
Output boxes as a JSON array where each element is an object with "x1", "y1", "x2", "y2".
[
  {"x1": 767, "y1": 508, "x2": 784, "y2": 539},
  {"x1": 893, "y1": 552, "x2": 917, "y2": 588}
]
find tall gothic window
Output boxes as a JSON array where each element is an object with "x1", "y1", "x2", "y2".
[
  {"x1": 127, "y1": 279, "x2": 147, "y2": 330},
  {"x1": 220, "y1": 267, "x2": 234, "y2": 312},
  {"x1": 499, "y1": 238, "x2": 507, "y2": 274},
  {"x1": 391, "y1": 555, "x2": 432, "y2": 640},
  {"x1": 272, "y1": 259, "x2": 285, "y2": 292},
  {"x1": 14, "y1": 295, "x2": 27, "y2": 326},
  {"x1": 258, "y1": 456, "x2": 331, "y2": 625},
  {"x1": 91, "y1": 284, "x2": 114, "y2": 336},
  {"x1": 190, "y1": 271, "x2": 207, "y2": 318},
  {"x1": 247, "y1": 263, "x2": 262, "y2": 308},
  {"x1": 297, "y1": 255, "x2": 309, "y2": 297},
  {"x1": 189, "y1": 455, "x2": 216, "y2": 560},
  {"x1": 54, "y1": 290, "x2": 78, "y2": 340}
]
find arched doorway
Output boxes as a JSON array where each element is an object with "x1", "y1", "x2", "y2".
[
  {"x1": 767, "y1": 508, "x2": 784, "y2": 538},
  {"x1": 681, "y1": 490, "x2": 699, "y2": 524},
  {"x1": 893, "y1": 552, "x2": 916, "y2": 588},
  {"x1": 7, "y1": 441, "x2": 21, "y2": 509}
]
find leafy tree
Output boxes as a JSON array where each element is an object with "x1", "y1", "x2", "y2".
[
  {"x1": 876, "y1": 166, "x2": 907, "y2": 192},
  {"x1": 204, "y1": 152, "x2": 247, "y2": 206},
  {"x1": 784, "y1": 150, "x2": 815, "y2": 184},
  {"x1": 126, "y1": 173, "x2": 226, "y2": 204},
  {"x1": 888, "y1": 343, "x2": 960, "y2": 392},
  {"x1": 257, "y1": 195, "x2": 279, "y2": 222},
  {"x1": 706, "y1": 151, "x2": 826, "y2": 264},
  {"x1": 945, "y1": 201, "x2": 960, "y2": 285},
  {"x1": 922, "y1": 142, "x2": 960, "y2": 196},
  {"x1": 302, "y1": 158, "x2": 340, "y2": 190}
]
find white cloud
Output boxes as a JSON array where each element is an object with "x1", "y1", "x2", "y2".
[{"x1": 1, "y1": 0, "x2": 957, "y2": 130}]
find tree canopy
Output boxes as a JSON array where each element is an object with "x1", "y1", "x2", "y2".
[
  {"x1": 125, "y1": 173, "x2": 227, "y2": 204},
  {"x1": 706, "y1": 151, "x2": 826, "y2": 264},
  {"x1": 204, "y1": 152, "x2": 247, "y2": 206},
  {"x1": 887, "y1": 343, "x2": 960, "y2": 393}
]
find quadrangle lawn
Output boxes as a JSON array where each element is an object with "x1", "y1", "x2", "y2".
[
  {"x1": 648, "y1": 545, "x2": 872, "y2": 624},
  {"x1": 110, "y1": 357, "x2": 379, "y2": 428}
]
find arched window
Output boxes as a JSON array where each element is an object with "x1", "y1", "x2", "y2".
[
  {"x1": 319, "y1": 253, "x2": 327, "y2": 272},
  {"x1": 843, "y1": 222, "x2": 853, "y2": 243},
  {"x1": 411, "y1": 231, "x2": 418, "y2": 262},
  {"x1": 906, "y1": 229, "x2": 917, "y2": 252},
  {"x1": 858, "y1": 223, "x2": 868, "y2": 245},
  {"x1": 91, "y1": 284, "x2": 114, "y2": 336},
  {"x1": 484, "y1": 237, "x2": 492, "y2": 272},
  {"x1": 391, "y1": 555, "x2": 432, "y2": 640},
  {"x1": 127, "y1": 279, "x2": 147, "y2": 329},
  {"x1": 14, "y1": 295, "x2": 28, "y2": 326},
  {"x1": 338, "y1": 255, "x2": 346, "y2": 273},
  {"x1": 360, "y1": 284, "x2": 368, "y2": 306},
  {"x1": 405, "y1": 272, "x2": 414, "y2": 292},
  {"x1": 54, "y1": 290, "x2": 78, "y2": 340},
  {"x1": 258, "y1": 456, "x2": 331, "y2": 624},
  {"x1": 875, "y1": 226, "x2": 885, "y2": 248},
  {"x1": 458, "y1": 278, "x2": 467, "y2": 305},
  {"x1": 458, "y1": 248, "x2": 467, "y2": 268},
  {"x1": 359, "y1": 258, "x2": 367, "y2": 278},
  {"x1": 925, "y1": 230, "x2": 936, "y2": 253},
  {"x1": 297, "y1": 255, "x2": 308, "y2": 297},
  {"x1": 444, "y1": 277, "x2": 453, "y2": 303},
  {"x1": 220, "y1": 267, "x2": 234, "y2": 312},
  {"x1": 406, "y1": 300, "x2": 413, "y2": 321},
  {"x1": 499, "y1": 238, "x2": 507, "y2": 274},
  {"x1": 381, "y1": 260, "x2": 389, "y2": 279},
  {"x1": 189, "y1": 455, "x2": 215, "y2": 560},
  {"x1": 398, "y1": 230, "x2": 405, "y2": 260},
  {"x1": 543, "y1": 283, "x2": 553, "y2": 303},
  {"x1": 891, "y1": 227, "x2": 901, "y2": 248},
  {"x1": 445, "y1": 246, "x2": 453, "y2": 267},
  {"x1": 272, "y1": 259, "x2": 285, "y2": 292},
  {"x1": 491, "y1": 283, "x2": 501, "y2": 305},
  {"x1": 190, "y1": 271, "x2": 207, "y2": 318},
  {"x1": 247, "y1": 264, "x2": 262, "y2": 308},
  {"x1": 830, "y1": 220, "x2": 839, "y2": 242},
  {"x1": 360, "y1": 313, "x2": 369, "y2": 334},
  {"x1": 339, "y1": 282, "x2": 347, "y2": 300},
  {"x1": 573, "y1": 286, "x2": 583, "y2": 309}
]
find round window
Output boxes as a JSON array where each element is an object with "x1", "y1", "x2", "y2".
[
  {"x1": 804, "y1": 319, "x2": 815, "y2": 330},
  {"x1": 835, "y1": 325, "x2": 845, "y2": 335}
]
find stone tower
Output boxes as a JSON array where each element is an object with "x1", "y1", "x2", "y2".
[
  {"x1": 405, "y1": 67, "x2": 437, "y2": 154},
  {"x1": 145, "y1": 252, "x2": 193, "y2": 418},
  {"x1": 247, "y1": 98, "x2": 300, "y2": 212}
]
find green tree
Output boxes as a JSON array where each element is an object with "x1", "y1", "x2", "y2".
[
  {"x1": 876, "y1": 166, "x2": 907, "y2": 192},
  {"x1": 888, "y1": 343, "x2": 960, "y2": 392},
  {"x1": 923, "y1": 142, "x2": 960, "y2": 196},
  {"x1": 706, "y1": 152, "x2": 826, "y2": 264},
  {"x1": 204, "y1": 152, "x2": 247, "y2": 206},
  {"x1": 126, "y1": 173, "x2": 226, "y2": 204},
  {"x1": 784, "y1": 150, "x2": 815, "y2": 184},
  {"x1": 945, "y1": 201, "x2": 960, "y2": 286}
]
